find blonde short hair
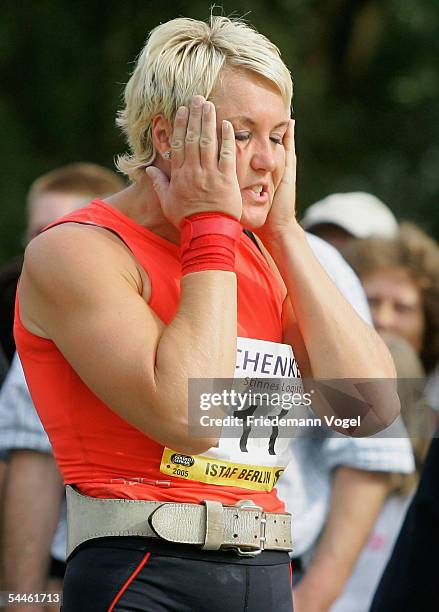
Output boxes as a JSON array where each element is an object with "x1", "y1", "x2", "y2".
[{"x1": 116, "y1": 15, "x2": 292, "y2": 178}]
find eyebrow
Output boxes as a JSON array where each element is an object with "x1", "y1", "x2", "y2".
[{"x1": 227, "y1": 116, "x2": 289, "y2": 129}]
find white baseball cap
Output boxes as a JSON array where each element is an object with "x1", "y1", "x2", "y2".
[{"x1": 301, "y1": 192, "x2": 399, "y2": 238}]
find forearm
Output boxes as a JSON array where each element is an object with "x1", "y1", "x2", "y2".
[
  {"x1": 152, "y1": 270, "x2": 237, "y2": 451},
  {"x1": 158, "y1": 271, "x2": 237, "y2": 380},
  {"x1": 3, "y1": 452, "x2": 64, "y2": 598},
  {"x1": 295, "y1": 466, "x2": 391, "y2": 609},
  {"x1": 270, "y1": 224, "x2": 395, "y2": 379},
  {"x1": 267, "y1": 224, "x2": 399, "y2": 433}
]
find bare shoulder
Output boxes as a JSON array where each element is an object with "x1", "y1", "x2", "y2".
[
  {"x1": 24, "y1": 222, "x2": 140, "y2": 279},
  {"x1": 20, "y1": 223, "x2": 149, "y2": 336},
  {"x1": 17, "y1": 222, "x2": 170, "y2": 440}
]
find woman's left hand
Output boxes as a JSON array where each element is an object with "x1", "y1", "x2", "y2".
[{"x1": 256, "y1": 119, "x2": 297, "y2": 246}]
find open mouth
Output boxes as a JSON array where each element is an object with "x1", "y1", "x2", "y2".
[{"x1": 244, "y1": 184, "x2": 269, "y2": 203}]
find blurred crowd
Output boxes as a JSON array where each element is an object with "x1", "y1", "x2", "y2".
[{"x1": 0, "y1": 167, "x2": 438, "y2": 611}]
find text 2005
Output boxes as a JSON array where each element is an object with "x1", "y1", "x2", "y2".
[{"x1": 172, "y1": 467, "x2": 189, "y2": 477}]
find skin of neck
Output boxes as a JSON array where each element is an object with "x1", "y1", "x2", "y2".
[{"x1": 106, "y1": 165, "x2": 181, "y2": 245}]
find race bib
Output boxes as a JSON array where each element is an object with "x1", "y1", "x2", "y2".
[{"x1": 160, "y1": 337, "x2": 302, "y2": 490}]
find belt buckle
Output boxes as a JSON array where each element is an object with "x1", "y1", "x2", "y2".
[{"x1": 234, "y1": 501, "x2": 267, "y2": 557}]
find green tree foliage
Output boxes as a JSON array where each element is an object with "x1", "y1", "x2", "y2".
[{"x1": 0, "y1": 0, "x2": 438, "y2": 262}]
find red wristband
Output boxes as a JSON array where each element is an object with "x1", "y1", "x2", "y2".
[{"x1": 180, "y1": 212, "x2": 242, "y2": 276}]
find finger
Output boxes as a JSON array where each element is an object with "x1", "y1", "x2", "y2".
[
  {"x1": 218, "y1": 120, "x2": 236, "y2": 174},
  {"x1": 184, "y1": 95, "x2": 205, "y2": 166},
  {"x1": 282, "y1": 119, "x2": 296, "y2": 185},
  {"x1": 199, "y1": 101, "x2": 217, "y2": 168},
  {"x1": 170, "y1": 106, "x2": 189, "y2": 169}
]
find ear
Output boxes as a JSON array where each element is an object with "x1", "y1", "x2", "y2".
[{"x1": 151, "y1": 114, "x2": 172, "y2": 159}]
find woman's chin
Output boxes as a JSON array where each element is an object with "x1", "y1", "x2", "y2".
[{"x1": 240, "y1": 204, "x2": 269, "y2": 231}]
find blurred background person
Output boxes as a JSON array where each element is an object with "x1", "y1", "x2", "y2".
[
  {"x1": 280, "y1": 199, "x2": 436, "y2": 612},
  {"x1": 370, "y1": 423, "x2": 439, "y2": 612},
  {"x1": 329, "y1": 335, "x2": 429, "y2": 612},
  {"x1": 342, "y1": 222, "x2": 439, "y2": 410},
  {"x1": 323, "y1": 222, "x2": 439, "y2": 610},
  {"x1": 301, "y1": 191, "x2": 398, "y2": 249},
  {"x1": 0, "y1": 163, "x2": 125, "y2": 375},
  {"x1": 279, "y1": 193, "x2": 429, "y2": 611},
  {"x1": 0, "y1": 163, "x2": 124, "y2": 609}
]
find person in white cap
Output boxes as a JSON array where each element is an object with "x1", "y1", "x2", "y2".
[{"x1": 301, "y1": 192, "x2": 398, "y2": 250}]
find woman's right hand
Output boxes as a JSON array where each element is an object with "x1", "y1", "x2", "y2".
[{"x1": 146, "y1": 96, "x2": 243, "y2": 227}]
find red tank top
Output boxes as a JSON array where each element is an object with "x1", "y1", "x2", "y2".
[{"x1": 15, "y1": 199, "x2": 296, "y2": 512}]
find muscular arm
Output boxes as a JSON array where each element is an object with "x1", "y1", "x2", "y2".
[
  {"x1": 275, "y1": 225, "x2": 395, "y2": 380},
  {"x1": 293, "y1": 466, "x2": 391, "y2": 612},
  {"x1": 19, "y1": 228, "x2": 236, "y2": 455},
  {"x1": 277, "y1": 227, "x2": 399, "y2": 435}
]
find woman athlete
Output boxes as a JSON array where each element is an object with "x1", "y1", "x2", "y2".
[{"x1": 16, "y1": 15, "x2": 398, "y2": 611}]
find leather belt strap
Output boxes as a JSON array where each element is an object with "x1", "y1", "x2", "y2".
[{"x1": 66, "y1": 486, "x2": 293, "y2": 558}]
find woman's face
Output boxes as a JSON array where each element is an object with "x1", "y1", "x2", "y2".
[
  {"x1": 209, "y1": 69, "x2": 291, "y2": 229},
  {"x1": 362, "y1": 267, "x2": 426, "y2": 354}
]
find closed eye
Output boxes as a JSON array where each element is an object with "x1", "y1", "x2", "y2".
[
  {"x1": 234, "y1": 132, "x2": 251, "y2": 141},
  {"x1": 234, "y1": 131, "x2": 285, "y2": 145}
]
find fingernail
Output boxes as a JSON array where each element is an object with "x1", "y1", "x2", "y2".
[
  {"x1": 202, "y1": 102, "x2": 211, "y2": 115},
  {"x1": 176, "y1": 106, "x2": 187, "y2": 118},
  {"x1": 192, "y1": 95, "x2": 204, "y2": 106}
]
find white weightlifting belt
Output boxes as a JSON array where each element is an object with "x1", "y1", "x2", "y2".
[{"x1": 66, "y1": 486, "x2": 293, "y2": 558}]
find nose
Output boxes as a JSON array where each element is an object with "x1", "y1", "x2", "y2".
[
  {"x1": 250, "y1": 139, "x2": 276, "y2": 173},
  {"x1": 371, "y1": 301, "x2": 397, "y2": 333}
]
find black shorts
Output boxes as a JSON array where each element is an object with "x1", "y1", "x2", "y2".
[
  {"x1": 49, "y1": 556, "x2": 66, "y2": 580},
  {"x1": 62, "y1": 537, "x2": 293, "y2": 611}
]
